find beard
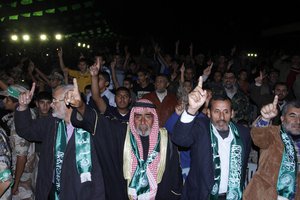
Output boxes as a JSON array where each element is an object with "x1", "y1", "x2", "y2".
[
  {"x1": 213, "y1": 120, "x2": 229, "y2": 131},
  {"x1": 137, "y1": 125, "x2": 151, "y2": 136},
  {"x1": 52, "y1": 110, "x2": 64, "y2": 119},
  {"x1": 223, "y1": 83, "x2": 234, "y2": 90}
]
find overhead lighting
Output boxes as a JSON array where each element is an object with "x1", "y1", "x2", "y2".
[
  {"x1": 77, "y1": 42, "x2": 81, "y2": 47},
  {"x1": 82, "y1": 43, "x2": 86, "y2": 47},
  {"x1": 11, "y1": 35, "x2": 18, "y2": 41},
  {"x1": 55, "y1": 34, "x2": 62, "y2": 40},
  {"x1": 40, "y1": 34, "x2": 47, "y2": 41},
  {"x1": 87, "y1": 45, "x2": 90, "y2": 49},
  {"x1": 22, "y1": 34, "x2": 30, "y2": 41}
]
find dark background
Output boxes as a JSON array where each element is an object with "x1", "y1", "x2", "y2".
[{"x1": 1, "y1": 1, "x2": 300, "y2": 53}]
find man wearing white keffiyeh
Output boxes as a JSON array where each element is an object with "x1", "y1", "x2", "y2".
[{"x1": 69, "y1": 78, "x2": 183, "y2": 200}]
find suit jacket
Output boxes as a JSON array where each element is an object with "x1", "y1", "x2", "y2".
[
  {"x1": 243, "y1": 126, "x2": 300, "y2": 200},
  {"x1": 14, "y1": 109, "x2": 105, "y2": 200},
  {"x1": 172, "y1": 116, "x2": 251, "y2": 200}
]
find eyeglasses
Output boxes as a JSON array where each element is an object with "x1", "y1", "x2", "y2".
[{"x1": 52, "y1": 98, "x2": 64, "y2": 103}]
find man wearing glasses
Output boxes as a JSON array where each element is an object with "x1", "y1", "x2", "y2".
[{"x1": 14, "y1": 83, "x2": 105, "y2": 200}]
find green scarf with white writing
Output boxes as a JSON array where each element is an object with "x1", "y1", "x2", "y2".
[
  {"x1": 209, "y1": 122, "x2": 243, "y2": 200},
  {"x1": 276, "y1": 126, "x2": 297, "y2": 199},
  {"x1": 54, "y1": 120, "x2": 92, "y2": 200}
]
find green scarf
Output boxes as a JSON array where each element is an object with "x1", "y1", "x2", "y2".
[
  {"x1": 276, "y1": 127, "x2": 297, "y2": 199},
  {"x1": 209, "y1": 122, "x2": 243, "y2": 200},
  {"x1": 128, "y1": 131, "x2": 160, "y2": 197},
  {"x1": 54, "y1": 120, "x2": 92, "y2": 200}
]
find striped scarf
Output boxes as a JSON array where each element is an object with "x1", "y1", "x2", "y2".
[{"x1": 127, "y1": 99, "x2": 160, "y2": 199}]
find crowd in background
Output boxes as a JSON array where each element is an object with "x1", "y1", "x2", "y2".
[{"x1": 0, "y1": 39, "x2": 300, "y2": 199}]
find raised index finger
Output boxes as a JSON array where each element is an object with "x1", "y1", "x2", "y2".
[
  {"x1": 73, "y1": 78, "x2": 79, "y2": 93},
  {"x1": 273, "y1": 95, "x2": 278, "y2": 107},
  {"x1": 29, "y1": 82, "x2": 36, "y2": 96},
  {"x1": 198, "y1": 76, "x2": 203, "y2": 88}
]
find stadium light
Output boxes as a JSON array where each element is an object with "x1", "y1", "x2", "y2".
[
  {"x1": 11, "y1": 35, "x2": 18, "y2": 41},
  {"x1": 40, "y1": 34, "x2": 47, "y2": 41},
  {"x1": 22, "y1": 34, "x2": 30, "y2": 41},
  {"x1": 55, "y1": 34, "x2": 62, "y2": 40}
]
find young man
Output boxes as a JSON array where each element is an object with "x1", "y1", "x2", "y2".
[
  {"x1": 58, "y1": 47, "x2": 91, "y2": 94},
  {"x1": 14, "y1": 84, "x2": 105, "y2": 200},
  {"x1": 34, "y1": 91, "x2": 52, "y2": 117},
  {"x1": 243, "y1": 97, "x2": 300, "y2": 200},
  {"x1": 172, "y1": 77, "x2": 251, "y2": 200},
  {"x1": 67, "y1": 79, "x2": 182, "y2": 200},
  {"x1": 0, "y1": 85, "x2": 38, "y2": 200},
  {"x1": 87, "y1": 71, "x2": 116, "y2": 111}
]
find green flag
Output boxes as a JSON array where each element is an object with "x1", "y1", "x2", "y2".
[
  {"x1": 45, "y1": 8, "x2": 55, "y2": 14},
  {"x1": 33, "y1": 11, "x2": 43, "y2": 16},
  {"x1": 9, "y1": 15, "x2": 18, "y2": 20},
  {"x1": 21, "y1": 13, "x2": 31, "y2": 17},
  {"x1": 20, "y1": 0, "x2": 32, "y2": 5},
  {"x1": 58, "y1": 6, "x2": 68, "y2": 12}
]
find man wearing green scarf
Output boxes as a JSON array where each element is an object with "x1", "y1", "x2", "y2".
[
  {"x1": 67, "y1": 78, "x2": 182, "y2": 200},
  {"x1": 172, "y1": 76, "x2": 252, "y2": 200},
  {"x1": 14, "y1": 83, "x2": 105, "y2": 200},
  {"x1": 244, "y1": 96, "x2": 300, "y2": 200}
]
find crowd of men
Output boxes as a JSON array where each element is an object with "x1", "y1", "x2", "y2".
[{"x1": 0, "y1": 42, "x2": 300, "y2": 199}]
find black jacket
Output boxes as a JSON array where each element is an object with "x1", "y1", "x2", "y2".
[
  {"x1": 15, "y1": 109, "x2": 105, "y2": 200},
  {"x1": 172, "y1": 116, "x2": 252, "y2": 200}
]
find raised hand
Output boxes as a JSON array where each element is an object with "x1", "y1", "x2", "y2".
[
  {"x1": 254, "y1": 70, "x2": 265, "y2": 86},
  {"x1": 65, "y1": 78, "x2": 83, "y2": 108},
  {"x1": 18, "y1": 83, "x2": 36, "y2": 111},
  {"x1": 90, "y1": 58, "x2": 100, "y2": 77},
  {"x1": 110, "y1": 58, "x2": 117, "y2": 70},
  {"x1": 203, "y1": 62, "x2": 213, "y2": 77},
  {"x1": 260, "y1": 95, "x2": 279, "y2": 121},
  {"x1": 187, "y1": 76, "x2": 207, "y2": 115},
  {"x1": 57, "y1": 47, "x2": 63, "y2": 58}
]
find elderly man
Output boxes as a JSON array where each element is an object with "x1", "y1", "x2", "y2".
[
  {"x1": 67, "y1": 78, "x2": 182, "y2": 200},
  {"x1": 14, "y1": 83, "x2": 105, "y2": 200},
  {"x1": 172, "y1": 76, "x2": 252, "y2": 200},
  {"x1": 243, "y1": 97, "x2": 300, "y2": 200}
]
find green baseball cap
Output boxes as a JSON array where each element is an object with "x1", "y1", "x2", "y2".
[{"x1": 0, "y1": 85, "x2": 27, "y2": 100}]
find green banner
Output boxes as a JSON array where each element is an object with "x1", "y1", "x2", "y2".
[
  {"x1": 20, "y1": 0, "x2": 33, "y2": 5},
  {"x1": 58, "y1": 6, "x2": 68, "y2": 12},
  {"x1": 33, "y1": 11, "x2": 43, "y2": 16},
  {"x1": 9, "y1": 15, "x2": 18, "y2": 20},
  {"x1": 21, "y1": 13, "x2": 31, "y2": 17},
  {"x1": 45, "y1": 8, "x2": 55, "y2": 14}
]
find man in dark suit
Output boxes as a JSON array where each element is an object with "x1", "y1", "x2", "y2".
[{"x1": 172, "y1": 76, "x2": 252, "y2": 200}]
